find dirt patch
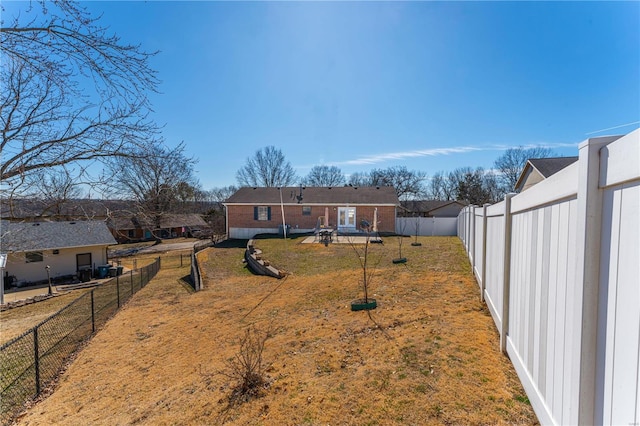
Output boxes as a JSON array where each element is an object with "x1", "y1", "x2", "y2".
[{"x1": 14, "y1": 237, "x2": 538, "y2": 425}]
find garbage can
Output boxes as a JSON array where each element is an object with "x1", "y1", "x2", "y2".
[
  {"x1": 278, "y1": 224, "x2": 291, "y2": 236},
  {"x1": 108, "y1": 267, "x2": 118, "y2": 278},
  {"x1": 96, "y1": 265, "x2": 110, "y2": 279},
  {"x1": 116, "y1": 266, "x2": 124, "y2": 276},
  {"x1": 79, "y1": 269, "x2": 91, "y2": 282}
]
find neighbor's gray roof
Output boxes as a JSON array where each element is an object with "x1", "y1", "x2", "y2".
[
  {"x1": 400, "y1": 200, "x2": 466, "y2": 214},
  {"x1": 225, "y1": 186, "x2": 399, "y2": 205},
  {"x1": 0, "y1": 220, "x2": 117, "y2": 253},
  {"x1": 528, "y1": 157, "x2": 579, "y2": 178}
]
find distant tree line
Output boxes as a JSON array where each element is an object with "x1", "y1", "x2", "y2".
[{"x1": 228, "y1": 145, "x2": 555, "y2": 205}]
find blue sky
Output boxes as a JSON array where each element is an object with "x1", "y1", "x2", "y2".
[{"x1": 21, "y1": 1, "x2": 640, "y2": 189}]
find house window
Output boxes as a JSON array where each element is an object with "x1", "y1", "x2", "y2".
[
  {"x1": 26, "y1": 251, "x2": 43, "y2": 263},
  {"x1": 128, "y1": 230, "x2": 135, "y2": 238},
  {"x1": 302, "y1": 206, "x2": 311, "y2": 216},
  {"x1": 254, "y1": 206, "x2": 271, "y2": 221}
]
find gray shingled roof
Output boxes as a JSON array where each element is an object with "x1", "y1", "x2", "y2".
[
  {"x1": 401, "y1": 200, "x2": 465, "y2": 213},
  {"x1": 225, "y1": 186, "x2": 399, "y2": 205},
  {"x1": 0, "y1": 220, "x2": 116, "y2": 253},
  {"x1": 529, "y1": 157, "x2": 578, "y2": 178}
]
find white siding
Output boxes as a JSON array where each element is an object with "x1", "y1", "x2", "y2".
[{"x1": 7, "y1": 246, "x2": 110, "y2": 284}]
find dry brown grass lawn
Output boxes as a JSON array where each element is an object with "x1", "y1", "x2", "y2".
[
  {"x1": 1, "y1": 291, "x2": 92, "y2": 344},
  {"x1": 14, "y1": 236, "x2": 538, "y2": 425}
]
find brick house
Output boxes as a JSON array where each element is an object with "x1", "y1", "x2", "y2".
[
  {"x1": 224, "y1": 186, "x2": 400, "y2": 239},
  {"x1": 107, "y1": 213, "x2": 208, "y2": 243}
]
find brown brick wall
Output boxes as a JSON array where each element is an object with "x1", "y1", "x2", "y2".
[{"x1": 227, "y1": 205, "x2": 397, "y2": 232}]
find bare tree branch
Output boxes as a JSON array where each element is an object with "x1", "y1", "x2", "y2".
[
  {"x1": 301, "y1": 165, "x2": 346, "y2": 187},
  {"x1": 1, "y1": 1, "x2": 160, "y2": 193},
  {"x1": 236, "y1": 146, "x2": 297, "y2": 187}
]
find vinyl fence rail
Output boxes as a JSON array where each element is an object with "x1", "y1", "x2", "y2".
[
  {"x1": 0, "y1": 258, "x2": 161, "y2": 426},
  {"x1": 457, "y1": 129, "x2": 640, "y2": 425}
]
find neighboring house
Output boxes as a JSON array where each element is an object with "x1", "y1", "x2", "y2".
[
  {"x1": 224, "y1": 186, "x2": 400, "y2": 239},
  {"x1": 107, "y1": 213, "x2": 209, "y2": 243},
  {"x1": 515, "y1": 156, "x2": 579, "y2": 192},
  {"x1": 399, "y1": 200, "x2": 467, "y2": 218},
  {"x1": 0, "y1": 220, "x2": 116, "y2": 285}
]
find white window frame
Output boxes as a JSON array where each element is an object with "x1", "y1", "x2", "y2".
[{"x1": 257, "y1": 206, "x2": 269, "y2": 221}]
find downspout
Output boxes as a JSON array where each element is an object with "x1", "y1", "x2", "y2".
[{"x1": 223, "y1": 203, "x2": 229, "y2": 239}]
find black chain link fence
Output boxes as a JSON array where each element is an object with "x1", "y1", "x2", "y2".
[{"x1": 0, "y1": 258, "x2": 160, "y2": 425}]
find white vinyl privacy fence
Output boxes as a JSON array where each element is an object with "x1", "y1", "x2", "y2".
[
  {"x1": 395, "y1": 217, "x2": 458, "y2": 236},
  {"x1": 458, "y1": 129, "x2": 640, "y2": 426}
]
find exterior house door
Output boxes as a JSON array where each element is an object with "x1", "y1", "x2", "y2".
[
  {"x1": 337, "y1": 207, "x2": 356, "y2": 230},
  {"x1": 76, "y1": 253, "x2": 92, "y2": 271}
]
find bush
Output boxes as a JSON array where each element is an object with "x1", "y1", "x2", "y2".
[{"x1": 221, "y1": 325, "x2": 272, "y2": 402}]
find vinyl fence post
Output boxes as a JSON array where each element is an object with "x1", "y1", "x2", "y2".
[
  {"x1": 470, "y1": 205, "x2": 477, "y2": 284},
  {"x1": 500, "y1": 193, "x2": 516, "y2": 354},
  {"x1": 34, "y1": 327, "x2": 41, "y2": 396},
  {"x1": 575, "y1": 136, "x2": 611, "y2": 425},
  {"x1": 472, "y1": 205, "x2": 476, "y2": 264},
  {"x1": 480, "y1": 203, "x2": 490, "y2": 303}
]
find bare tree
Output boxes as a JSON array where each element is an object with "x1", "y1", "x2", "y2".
[
  {"x1": 350, "y1": 166, "x2": 426, "y2": 200},
  {"x1": 451, "y1": 167, "x2": 502, "y2": 205},
  {"x1": 494, "y1": 146, "x2": 554, "y2": 193},
  {"x1": 347, "y1": 171, "x2": 371, "y2": 187},
  {"x1": 204, "y1": 185, "x2": 238, "y2": 235},
  {"x1": 428, "y1": 171, "x2": 456, "y2": 201},
  {"x1": 23, "y1": 168, "x2": 83, "y2": 216},
  {"x1": 208, "y1": 185, "x2": 239, "y2": 204},
  {"x1": 1, "y1": 2, "x2": 159, "y2": 193},
  {"x1": 107, "y1": 142, "x2": 199, "y2": 234},
  {"x1": 376, "y1": 166, "x2": 426, "y2": 201},
  {"x1": 301, "y1": 165, "x2": 346, "y2": 187},
  {"x1": 236, "y1": 146, "x2": 297, "y2": 187}
]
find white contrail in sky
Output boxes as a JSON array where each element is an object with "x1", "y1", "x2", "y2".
[
  {"x1": 328, "y1": 141, "x2": 579, "y2": 167},
  {"x1": 585, "y1": 121, "x2": 640, "y2": 135},
  {"x1": 331, "y1": 146, "x2": 483, "y2": 166}
]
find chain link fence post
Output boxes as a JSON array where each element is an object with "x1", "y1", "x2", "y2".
[{"x1": 33, "y1": 327, "x2": 40, "y2": 396}]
